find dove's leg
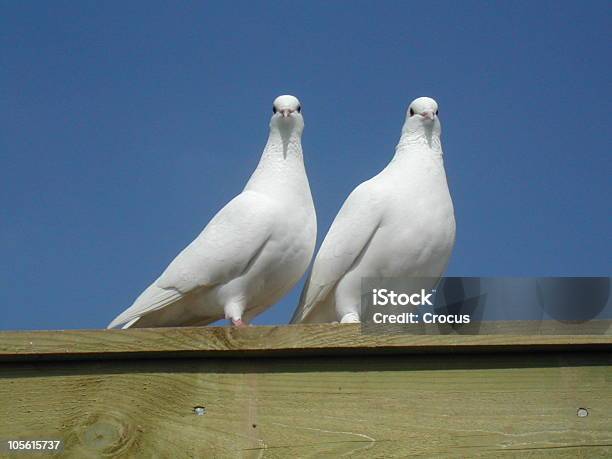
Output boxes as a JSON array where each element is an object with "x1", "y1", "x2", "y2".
[
  {"x1": 335, "y1": 275, "x2": 362, "y2": 323},
  {"x1": 225, "y1": 300, "x2": 248, "y2": 327},
  {"x1": 340, "y1": 312, "x2": 361, "y2": 323}
]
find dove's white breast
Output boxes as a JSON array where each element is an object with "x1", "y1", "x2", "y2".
[
  {"x1": 347, "y1": 150, "x2": 455, "y2": 280},
  {"x1": 215, "y1": 155, "x2": 317, "y2": 318},
  {"x1": 246, "y1": 193, "x2": 316, "y2": 308}
]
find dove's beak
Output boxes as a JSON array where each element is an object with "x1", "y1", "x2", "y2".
[
  {"x1": 422, "y1": 110, "x2": 436, "y2": 121},
  {"x1": 281, "y1": 109, "x2": 294, "y2": 118}
]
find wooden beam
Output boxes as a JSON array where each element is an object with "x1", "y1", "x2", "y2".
[
  {"x1": 1, "y1": 352, "x2": 611, "y2": 456},
  {"x1": 0, "y1": 321, "x2": 610, "y2": 362},
  {"x1": 0, "y1": 323, "x2": 610, "y2": 456}
]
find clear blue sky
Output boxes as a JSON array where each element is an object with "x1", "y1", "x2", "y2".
[{"x1": 1, "y1": 1, "x2": 610, "y2": 330}]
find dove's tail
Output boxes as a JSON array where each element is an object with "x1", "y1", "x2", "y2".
[
  {"x1": 107, "y1": 282, "x2": 183, "y2": 329},
  {"x1": 120, "y1": 317, "x2": 140, "y2": 329}
]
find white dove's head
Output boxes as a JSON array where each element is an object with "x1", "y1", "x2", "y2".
[
  {"x1": 402, "y1": 96, "x2": 442, "y2": 145},
  {"x1": 270, "y1": 95, "x2": 304, "y2": 135},
  {"x1": 408, "y1": 97, "x2": 439, "y2": 121}
]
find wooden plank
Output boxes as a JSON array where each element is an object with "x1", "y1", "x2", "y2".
[
  {"x1": 1, "y1": 352, "x2": 610, "y2": 457},
  {"x1": 0, "y1": 322, "x2": 611, "y2": 362}
]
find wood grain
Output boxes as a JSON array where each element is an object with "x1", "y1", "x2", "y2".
[
  {"x1": 1, "y1": 353, "x2": 611, "y2": 458},
  {"x1": 0, "y1": 321, "x2": 611, "y2": 362},
  {"x1": 0, "y1": 324, "x2": 610, "y2": 457}
]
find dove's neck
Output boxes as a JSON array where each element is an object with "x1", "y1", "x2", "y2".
[
  {"x1": 244, "y1": 129, "x2": 310, "y2": 198},
  {"x1": 389, "y1": 129, "x2": 445, "y2": 172},
  {"x1": 394, "y1": 128, "x2": 443, "y2": 159}
]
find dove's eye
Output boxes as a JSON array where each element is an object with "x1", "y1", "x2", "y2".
[
  {"x1": 273, "y1": 106, "x2": 277, "y2": 114},
  {"x1": 436, "y1": 109, "x2": 439, "y2": 115},
  {"x1": 409, "y1": 108, "x2": 415, "y2": 117},
  {"x1": 297, "y1": 106, "x2": 301, "y2": 113}
]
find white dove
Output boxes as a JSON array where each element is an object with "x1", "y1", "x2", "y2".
[
  {"x1": 291, "y1": 97, "x2": 455, "y2": 323},
  {"x1": 109, "y1": 95, "x2": 316, "y2": 328}
]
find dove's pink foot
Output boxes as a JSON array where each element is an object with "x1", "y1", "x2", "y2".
[{"x1": 231, "y1": 318, "x2": 248, "y2": 328}]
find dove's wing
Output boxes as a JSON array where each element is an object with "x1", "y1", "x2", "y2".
[
  {"x1": 291, "y1": 181, "x2": 383, "y2": 323},
  {"x1": 108, "y1": 190, "x2": 277, "y2": 328}
]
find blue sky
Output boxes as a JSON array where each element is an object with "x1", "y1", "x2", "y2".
[{"x1": 1, "y1": 1, "x2": 610, "y2": 330}]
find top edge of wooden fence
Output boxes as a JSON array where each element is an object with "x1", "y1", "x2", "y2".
[{"x1": 0, "y1": 321, "x2": 610, "y2": 362}]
